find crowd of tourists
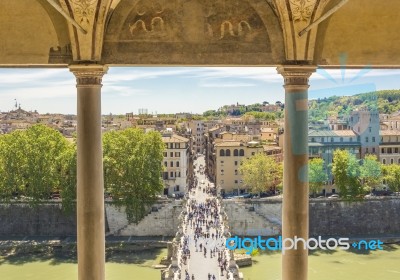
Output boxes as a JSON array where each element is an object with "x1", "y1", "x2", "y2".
[{"x1": 177, "y1": 156, "x2": 233, "y2": 280}]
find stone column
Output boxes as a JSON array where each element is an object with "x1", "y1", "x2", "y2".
[
  {"x1": 277, "y1": 65, "x2": 316, "y2": 280},
  {"x1": 69, "y1": 64, "x2": 108, "y2": 280}
]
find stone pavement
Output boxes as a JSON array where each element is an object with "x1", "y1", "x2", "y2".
[{"x1": 175, "y1": 155, "x2": 241, "y2": 280}]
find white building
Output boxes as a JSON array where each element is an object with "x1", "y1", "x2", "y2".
[
  {"x1": 189, "y1": 120, "x2": 206, "y2": 154},
  {"x1": 162, "y1": 132, "x2": 190, "y2": 196}
]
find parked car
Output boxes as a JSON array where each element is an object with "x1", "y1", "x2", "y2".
[{"x1": 328, "y1": 194, "x2": 339, "y2": 199}]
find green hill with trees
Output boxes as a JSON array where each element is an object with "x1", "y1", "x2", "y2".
[{"x1": 309, "y1": 90, "x2": 400, "y2": 122}]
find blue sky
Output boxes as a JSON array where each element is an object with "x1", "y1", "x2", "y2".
[{"x1": 0, "y1": 67, "x2": 399, "y2": 115}]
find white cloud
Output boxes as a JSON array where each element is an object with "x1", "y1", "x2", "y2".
[
  {"x1": 103, "y1": 85, "x2": 149, "y2": 97},
  {"x1": 0, "y1": 69, "x2": 70, "y2": 85},
  {"x1": 200, "y1": 82, "x2": 256, "y2": 88}
]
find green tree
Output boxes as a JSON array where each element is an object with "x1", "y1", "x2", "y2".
[
  {"x1": 0, "y1": 131, "x2": 26, "y2": 199},
  {"x1": 382, "y1": 164, "x2": 400, "y2": 195},
  {"x1": 103, "y1": 128, "x2": 164, "y2": 223},
  {"x1": 360, "y1": 154, "x2": 381, "y2": 193},
  {"x1": 332, "y1": 150, "x2": 362, "y2": 198},
  {"x1": 239, "y1": 153, "x2": 280, "y2": 194},
  {"x1": 0, "y1": 125, "x2": 75, "y2": 210},
  {"x1": 309, "y1": 158, "x2": 328, "y2": 197},
  {"x1": 58, "y1": 142, "x2": 77, "y2": 213}
]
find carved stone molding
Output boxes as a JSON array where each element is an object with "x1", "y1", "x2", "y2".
[
  {"x1": 70, "y1": 0, "x2": 97, "y2": 29},
  {"x1": 69, "y1": 64, "x2": 108, "y2": 86},
  {"x1": 290, "y1": 0, "x2": 316, "y2": 23},
  {"x1": 273, "y1": 0, "x2": 331, "y2": 61},
  {"x1": 59, "y1": 0, "x2": 111, "y2": 61},
  {"x1": 277, "y1": 65, "x2": 316, "y2": 88}
]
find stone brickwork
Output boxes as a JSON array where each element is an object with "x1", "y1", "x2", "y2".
[
  {"x1": 223, "y1": 200, "x2": 281, "y2": 236},
  {"x1": 0, "y1": 203, "x2": 76, "y2": 236},
  {"x1": 224, "y1": 198, "x2": 400, "y2": 237},
  {"x1": 106, "y1": 201, "x2": 184, "y2": 236},
  {"x1": 309, "y1": 198, "x2": 400, "y2": 236},
  {"x1": 1, "y1": 198, "x2": 400, "y2": 237}
]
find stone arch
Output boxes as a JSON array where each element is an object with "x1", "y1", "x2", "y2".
[
  {"x1": 102, "y1": 0, "x2": 284, "y2": 65},
  {"x1": 0, "y1": 0, "x2": 70, "y2": 64},
  {"x1": 314, "y1": 0, "x2": 400, "y2": 66}
]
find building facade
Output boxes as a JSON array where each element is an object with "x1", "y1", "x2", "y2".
[{"x1": 161, "y1": 132, "x2": 190, "y2": 196}]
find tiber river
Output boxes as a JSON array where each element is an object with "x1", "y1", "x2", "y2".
[{"x1": 1, "y1": 245, "x2": 400, "y2": 280}]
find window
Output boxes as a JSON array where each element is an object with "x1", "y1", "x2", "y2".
[
  {"x1": 234, "y1": 180, "x2": 238, "y2": 184},
  {"x1": 235, "y1": 170, "x2": 238, "y2": 175},
  {"x1": 170, "y1": 162, "x2": 173, "y2": 167},
  {"x1": 369, "y1": 127, "x2": 372, "y2": 133},
  {"x1": 388, "y1": 148, "x2": 393, "y2": 154},
  {"x1": 391, "y1": 158, "x2": 394, "y2": 164},
  {"x1": 331, "y1": 137, "x2": 334, "y2": 142},
  {"x1": 234, "y1": 149, "x2": 238, "y2": 156},
  {"x1": 350, "y1": 137, "x2": 353, "y2": 142},
  {"x1": 170, "y1": 172, "x2": 174, "y2": 177},
  {"x1": 372, "y1": 148, "x2": 375, "y2": 153},
  {"x1": 311, "y1": 138, "x2": 315, "y2": 142},
  {"x1": 235, "y1": 161, "x2": 238, "y2": 166},
  {"x1": 221, "y1": 169, "x2": 224, "y2": 174},
  {"x1": 340, "y1": 137, "x2": 343, "y2": 142},
  {"x1": 239, "y1": 149, "x2": 244, "y2": 156},
  {"x1": 252, "y1": 152, "x2": 255, "y2": 155},
  {"x1": 176, "y1": 161, "x2": 179, "y2": 167},
  {"x1": 381, "y1": 148, "x2": 384, "y2": 154},
  {"x1": 365, "y1": 137, "x2": 369, "y2": 143},
  {"x1": 163, "y1": 152, "x2": 167, "y2": 157},
  {"x1": 175, "y1": 143, "x2": 179, "y2": 148},
  {"x1": 170, "y1": 152, "x2": 173, "y2": 157},
  {"x1": 163, "y1": 172, "x2": 168, "y2": 179},
  {"x1": 396, "y1": 148, "x2": 399, "y2": 153},
  {"x1": 164, "y1": 162, "x2": 167, "y2": 167},
  {"x1": 321, "y1": 137, "x2": 324, "y2": 143},
  {"x1": 226, "y1": 149, "x2": 231, "y2": 156},
  {"x1": 220, "y1": 160, "x2": 224, "y2": 164},
  {"x1": 357, "y1": 136, "x2": 361, "y2": 142},
  {"x1": 372, "y1": 137, "x2": 376, "y2": 143},
  {"x1": 170, "y1": 143, "x2": 173, "y2": 149},
  {"x1": 383, "y1": 159, "x2": 386, "y2": 164},
  {"x1": 175, "y1": 152, "x2": 180, "y2": 157},
  {"x1": 220, "y1": 149, "x2": 225, "y2": 157}
]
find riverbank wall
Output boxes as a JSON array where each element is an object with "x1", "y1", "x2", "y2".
[{"x1": 0, "y1": 198, "x2": 399, "y2": 237}]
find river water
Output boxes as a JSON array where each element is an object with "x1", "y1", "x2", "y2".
[{"x1": 1, "y1": 245, "x2": 399, "y2": 280}]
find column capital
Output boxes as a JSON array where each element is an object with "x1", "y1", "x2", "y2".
[
  {"x1": 277, "y1": 65, "x2": 317, "y2": 88},
  {"x1": 69, "y1": 64, "x2": 108, "y2": 87}
]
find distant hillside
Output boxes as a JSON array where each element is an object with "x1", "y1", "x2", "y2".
[{"x1": 309, "y1": 90, "x2": 400, "y2": 121}]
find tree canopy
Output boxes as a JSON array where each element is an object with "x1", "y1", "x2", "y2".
[
  {"x1": 332, "y1": 150, "x2": 363, "y2": 198},
  {"x1": 382, "y1": 164, "x2": 400, "y2": 194},
  {"x1": 0, "y1": 125, "x2": 76, "y2": 211},
  {"x1": 360, "y1": 154, "x2": 381, "y2": 193},
  {"x1": 239, "y1": 153, "x2": 282, "y2": 194},
  {"x1": 103, "y1": 128, "x2": 164, "y2": 223},
  {"x1": 309, "y1": 158, "x2": 328, "y2": 197}
]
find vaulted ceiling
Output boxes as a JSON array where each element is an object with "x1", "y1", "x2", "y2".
[{"x1": 0, "y1": 0, "x2": 399, "y2": 67}]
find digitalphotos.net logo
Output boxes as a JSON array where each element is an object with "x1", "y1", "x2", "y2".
[{"x1": 225, "y1": 236, "x2": 384, "y2": 255}]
